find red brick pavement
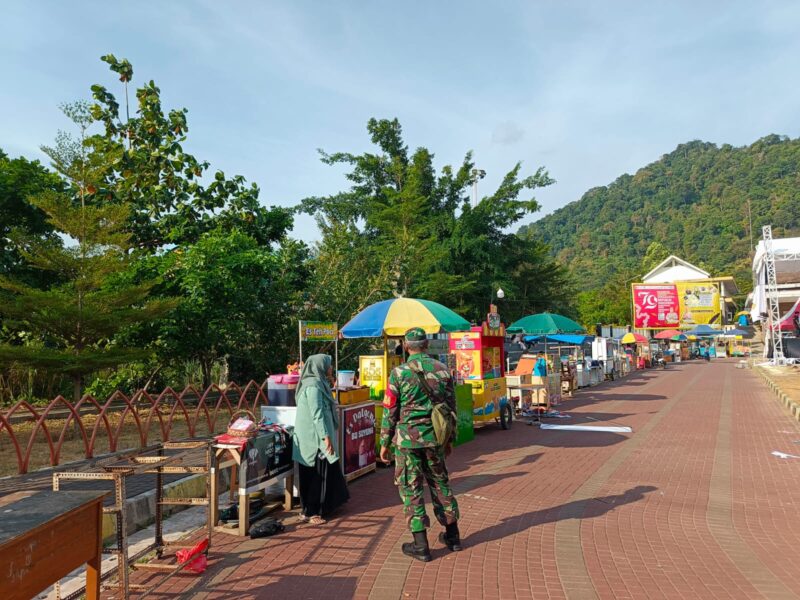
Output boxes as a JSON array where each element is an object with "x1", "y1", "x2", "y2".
[{"x1": 123, "y1": 360, "x2": 800, "y2": 599}]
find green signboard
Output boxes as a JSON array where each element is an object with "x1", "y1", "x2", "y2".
[{"x1": 300, "y1": 321, "x2": 338, "y2": 342}]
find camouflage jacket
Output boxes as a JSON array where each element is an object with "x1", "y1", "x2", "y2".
[{"x1": 379, "y1": 353, "x2": 456, "y2": 449}]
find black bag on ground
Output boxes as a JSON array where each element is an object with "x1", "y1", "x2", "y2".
[{"x1": 249, "y1": 517, "x2": 285, "y2": 539}]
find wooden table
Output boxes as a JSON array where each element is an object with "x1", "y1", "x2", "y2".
[
  {"x1": 211, "y1": 431, "x2": 294, "y2": 536},
  {"x1": 0, "y1": 490, "x2": 108, "y2": 600},
  {"x1": 506, "y1": 383, "x2": 549, "y2": 411}
]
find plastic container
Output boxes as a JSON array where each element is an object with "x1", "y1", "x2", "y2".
[
  {"x1": 268, "y1": 374, "x2": 300, "y2": 406},
  {"x1": 337, "y1": 370, "x2": 356, "y2": 388}
]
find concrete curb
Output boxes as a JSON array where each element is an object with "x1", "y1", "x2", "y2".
[{"x1": 755, "y1": 367, "x2": 800, "y2": 422}]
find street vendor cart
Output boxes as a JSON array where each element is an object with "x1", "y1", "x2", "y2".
[
  {"x1": 340, "y1": 297, "x2": 474, "y2": 455},
  {"x1": 449, "y1": 309, "x2": 513, "y2": 430}
]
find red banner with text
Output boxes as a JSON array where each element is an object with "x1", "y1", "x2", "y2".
[{"x1": 633, "y1": 284, "x2": 680, "y2": 329}]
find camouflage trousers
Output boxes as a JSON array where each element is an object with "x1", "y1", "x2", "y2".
[{"x1": 394, "y1": 446, "x2": 459, "y2": 533}]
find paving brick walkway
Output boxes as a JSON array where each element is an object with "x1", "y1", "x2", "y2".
[{"x1": 127, "y1": 360, "x2": 800, "y2": 599}]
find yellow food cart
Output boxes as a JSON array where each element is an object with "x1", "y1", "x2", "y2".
[{"x1": 449, "y1": 311, "x2": 513, "y2": 429}]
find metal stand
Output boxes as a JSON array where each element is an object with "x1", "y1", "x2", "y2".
[{"x1": 52, "y1": 440, "x2": 212, "y2": 599}]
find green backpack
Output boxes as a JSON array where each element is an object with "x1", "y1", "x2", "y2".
[{"x1": 409, "y1": 363, "x2": 456, "y2": 447}]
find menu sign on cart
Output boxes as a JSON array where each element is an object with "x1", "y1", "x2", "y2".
[
  {"x1": 340, "y1": 403, "x2": 376, "y2": 478},
  {"x1": 632, "y1": 284, "x2": 680, "y2": 329}
]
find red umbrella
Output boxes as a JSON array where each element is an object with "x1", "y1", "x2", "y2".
[
  {"x1": 618, "y1": 332, "x2": 649, "y2": 344},
  {"x1": 654, "y1": 329, "x2": 682, "y2": 340}
]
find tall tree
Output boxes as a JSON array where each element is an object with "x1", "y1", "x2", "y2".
[
  {"x1": 0, "y1": 103, "x2": 175, "y2": 400},
  {"x1": 301, "y1": 118, "x2": 566, "y2": 323},
  {"x1": 136, "y1": 229, "x2": 308, "y2": 387},
  {"x1": 0, "y1": 150, "x2": 62, "y2": 285},
  {"x1": 86, "y1": 54, "x2": 292, "y2": 252}
]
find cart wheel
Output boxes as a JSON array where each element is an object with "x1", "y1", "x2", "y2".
[{"x1": 500, "y1": 403, "x2": 513, "y2": 430}]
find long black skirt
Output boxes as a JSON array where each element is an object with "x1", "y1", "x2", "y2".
[{"x1": 298, "y1": 455, "x2": 350, "y2": 518}]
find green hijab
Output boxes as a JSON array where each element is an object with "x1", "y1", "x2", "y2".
[{"x1": 295, "y1": 354, "x2": 333, "y2": 403}]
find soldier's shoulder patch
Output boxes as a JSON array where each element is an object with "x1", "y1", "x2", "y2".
[{"x1": 383, "y1": 385, "x2": 397, "y2": 409}]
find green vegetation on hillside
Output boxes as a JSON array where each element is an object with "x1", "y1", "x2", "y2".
[{"x1": 521, "y1": 136, "x2": 800, "y2": 302}]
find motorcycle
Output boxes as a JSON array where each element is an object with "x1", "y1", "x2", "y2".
[{"x1": 654, "y1": 353, "x2": 667, "y2": 369}]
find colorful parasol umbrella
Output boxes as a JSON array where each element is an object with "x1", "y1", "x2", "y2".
[
  {"x1": 671, "y1": 334, "x2": 688, "y2": 342},
  {"x1": 340, "y1": 298, "x2": 471, "y2": 338},
  {"x1": 618, "y1": 332, "x2": 649, "y2": 344},
  {"x1": 654, "y1": 329, "x2": 682, "y2": 340},
  {"x1": 685, "y1": 324, "x2": 720, "y2": 337},
  {"x1": 507, "y1": 313, "x2": 585, "y2": 335}
]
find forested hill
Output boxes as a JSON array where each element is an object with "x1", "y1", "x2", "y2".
[{"x1": 520, "y1": 135, "x2": 800, "y2": 294}]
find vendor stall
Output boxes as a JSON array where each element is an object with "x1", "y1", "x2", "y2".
[
  {"x1": 212, "y1": 427, "x2": 294, "y2": 536},
  {"x1": 340, "y1": 297, "x2": 473, "y2": 452},
  {"x1": 507, "y1": 313, "x2": 584, "y2": 404},
  {"x1": 722, "y1": 329, "x2": 752, "y2": 357},
  {"x1": 592, "y1": 336, "x2": 621, "y2": 379},
  {"x1": 449, "y1": 309, "x2": 513, "y2": 429},
  {"x1": 618, "y1": 332, "x2": 649, "y2": 368}
]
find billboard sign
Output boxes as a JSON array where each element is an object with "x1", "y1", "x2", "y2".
[
  {"x1": 677, "y1": 282, "x2": 721, "y2": 326},
  {"x1": 632, "y1": 284, "x2": 680, "y2": 329}
]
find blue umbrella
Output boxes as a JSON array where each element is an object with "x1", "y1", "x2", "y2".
[
  {"x1": 685, "y1": 325, "x2": 720, "y2": 336},
  {"x1": 722, "y1": 328, "x2": 751, "y2": 337}
]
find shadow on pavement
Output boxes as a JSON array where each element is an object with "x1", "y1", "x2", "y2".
[
  {"x1": 601, "y1": 393, "x2": 666, "y2": 402},
  {"x1": 465, "y1": 485, "x2": 658, "y2": 547}
]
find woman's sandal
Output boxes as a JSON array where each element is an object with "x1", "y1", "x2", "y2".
[
  {"x1": 298, "y1": 514, "x2": 310, "y2": 523},
  {"x1": 308, "y1": 515, "x2": 327, "y2": 525}
]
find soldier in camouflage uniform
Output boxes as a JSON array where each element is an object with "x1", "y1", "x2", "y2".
[{"x1": 378, "y1": 327, "x2": 462, "y2": 562}]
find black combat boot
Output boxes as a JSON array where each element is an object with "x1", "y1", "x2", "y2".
[
  {"x1": 402, "y1": 530, "x2": 432, "y2": 562},
  {"x1": 438, "y1": 522, "x2": 462, "y2": 551}
]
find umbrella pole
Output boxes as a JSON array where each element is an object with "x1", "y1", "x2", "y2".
[{"x1": 383, "y1": 333, "x2": 390, "y2": 391}]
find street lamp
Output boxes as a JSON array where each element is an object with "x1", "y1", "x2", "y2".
[{"x1": 496, "y1": 288, "x2": 505, "y2": 300}]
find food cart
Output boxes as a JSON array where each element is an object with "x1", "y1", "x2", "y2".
[
  {"x1": 449, "y1": 310, "x2": 513, "y2": 429},
  {"x1": 340, "y1": 297, "x2": 474, "y2": 452},
  {"x1": 591, "y1": 337, "x2": 620, "y2": 379}
]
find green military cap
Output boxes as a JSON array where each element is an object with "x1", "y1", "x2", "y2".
[{"x1": 404, "y1": 327, "x2": 427, "y2": 342}]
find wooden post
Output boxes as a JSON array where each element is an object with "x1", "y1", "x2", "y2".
[
  {"x1": 238, "y1": 457, "x2": 249, "y2": 537},
  {"x1": 85, "y1": 499, "x2": 103, "y2": 600}
]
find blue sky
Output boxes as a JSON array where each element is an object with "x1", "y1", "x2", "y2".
[{"x1": 2, "y1": 1, "x2": 799, "y2": 242}]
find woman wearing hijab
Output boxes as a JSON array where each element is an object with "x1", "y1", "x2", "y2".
[{"x1": 292, "y1": 354, "x2": 349, "y2": 524}]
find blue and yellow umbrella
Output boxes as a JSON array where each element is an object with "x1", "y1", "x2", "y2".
[{"x1": 340, "y1": 298, "x2": 470, "y2": 338}]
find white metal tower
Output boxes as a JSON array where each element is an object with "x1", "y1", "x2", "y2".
[{"x1": 762, "y1": 225, "x2": 786, "y2": 364}]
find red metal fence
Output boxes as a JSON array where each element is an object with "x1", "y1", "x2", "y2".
[{"x1": 0, "y1": 380, "x2": 268, "y2": 475}]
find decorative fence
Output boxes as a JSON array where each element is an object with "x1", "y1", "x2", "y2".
[{"x1": 0, "y1": 380, "x2": 268, "y2": 476}]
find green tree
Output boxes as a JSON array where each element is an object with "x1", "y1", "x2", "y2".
[
  {"x1": 85, "y1": 54, "x2": 292, "y2": 252},
  {"x1": 301, "y1": 118, "x2": 564, "y2": 323},
  {"x1": 641, "y1": 241, "x2": 671, "y2": 274},
  {"x1": 145, "y1": 229, "x2": 307, "y2": 386},
  {"x1": 0, "y1": 150, "x2": 63, "y2": 285},
  {"x1": 523, "y1": 135, "x2": 800, "y2": 297},
  {"x1": 0, "y1": 103, "x2": 176, "y2": 400}
]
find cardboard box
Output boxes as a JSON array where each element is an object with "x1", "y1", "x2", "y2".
[{"x1": 337, "y1": 386, "x2": 371, "y2": 406}]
